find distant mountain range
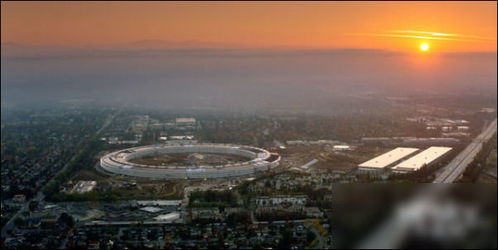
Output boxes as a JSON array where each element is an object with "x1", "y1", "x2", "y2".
[{"x1": 124, "y1": 39, "x2": 247, "y2": 49}]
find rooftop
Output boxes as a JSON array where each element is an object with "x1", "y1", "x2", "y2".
[
  {"x1": 176, "y1": 118, "x2": 196, "y2": 123},
  {"x1": 392, "y1": 146, "x2": 452, "y2": 171},
  {"x1": 358, "y1": 147, "x2": 419, "y2": 169}
]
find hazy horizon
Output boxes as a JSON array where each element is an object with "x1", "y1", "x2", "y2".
[
  {"x1": 2, "y1": 45, "x2": 496, "y2": 113},
  {"x1": 1, "y1": 1, "x2": 496, "y2": 113}
]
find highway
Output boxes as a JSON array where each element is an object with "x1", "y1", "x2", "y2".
[
  {"x1": 358, "y1": 118, "x2": 496, "y2": 248},
  {"x1": 433, "y1": 118, "x2": 497, "y2": 183}
]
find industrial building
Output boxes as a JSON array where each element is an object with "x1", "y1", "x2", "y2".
[
  {"x1": 361, "y1": 137, "x2": 460, "y2": 146},
  {"x1": 392, "y1": 146, "x2": 452, "y2": 172},
  {"x1": 175, "y1": 118, "x2": 196, "y2": 127},
  {"x1": 333, "y1": 145, "x2": 353, "y2": 151},
  {"x1": 71, "y1": 181, "x2": 97, "y2": 193},
  {"x1": 400, "y1": 137, "x2": 460, "y2": 147},
  {"x1": 358, "y1": 147, "x2": 419, "y2": 171}
]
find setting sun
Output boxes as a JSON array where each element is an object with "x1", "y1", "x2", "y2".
[{"x1": 420, "y1": 43, "x2": 430, "y2": 52}]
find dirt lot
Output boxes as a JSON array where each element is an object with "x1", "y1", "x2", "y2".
[
  {"x1": 315, "y1": 145, "x2": 391, "y2": 172},
  {"x1": 277, "y1": 145, "x2": 324, "y2": 169},
  {"x1": 111, "y1": 181, "x2": 184, "y2": 199},
  {"x1": 71, "y1": 169, "x2": 110, "y2": 182},
  {"x1": 72, "y1": 163, "x2": 187, "y2": 199}
]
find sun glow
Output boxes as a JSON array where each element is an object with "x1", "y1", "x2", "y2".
[{"x1": 420, "y1": 43, "x2": 430, "y2": 52}]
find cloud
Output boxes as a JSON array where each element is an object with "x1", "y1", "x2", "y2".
[
  {"x1": 349, "y1": 30, "x2": 496, "y2": 42},
  {"x1": 391, "y1": 30, "x2": 496, "y2": 41},
  {"x1": 381, "y1": 34, "x2": 462, "y2": 41}
]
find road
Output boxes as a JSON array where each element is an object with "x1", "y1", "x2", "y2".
[
  {"x1": 433, "y1": 118, "x2": 497, "y2": 183},
  {"x1": 304, "y1": 220, "x2": 327, "y2": 249},
  {"x1": 301, "y1": 159, "x2": 319, "y2": 170},
  {"x1": 1, "y1": 112, "x2": 118, "y2": 239},
  {"x1": 358, "y1": 118, "x2": 497, "y2": 248},
  {"x1": 309, "y1": 227, "x2": 325, "y2": 249}
]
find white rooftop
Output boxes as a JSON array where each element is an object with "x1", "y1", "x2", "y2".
[
  {"x1": 137, "y1": 200, "x2": 182, "y2": 206},
  {"x1": 358, "y1": 147, "x2": 419, "y2": 169},
  {"x1": 176, "y1": 118, "x2": 196, "y2": 123},
  {"x1": 73, "y1": 181, "x2": 97, "y2": 193},
  {"x1": 153, "y1": 212, "x2": 180, "y2": 221},
  {"x1": 393, "y1": 146, "x2": 452, "y2": 171},
  {"x1": 139, "y1": 206, "x2": 164, "y2": 213}
]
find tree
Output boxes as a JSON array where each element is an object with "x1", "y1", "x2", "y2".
[
  {"x1": 264, "y1": 180, "x2": 272, "y2": 188},
  {"x1": 14, "y1": 217, "x2": 25, "y2": 227},
  {"x1": 28, "y1": 200, "x2": 39, "y2": 212},
  {"x1": 307, "y1": 230, "x2": 316, "y2": 243},
  {"x1": 278, "y1": 226, "x2": 293, "y2": 249},
  {"x1": 58, "y1": 212, "x2": 75, "y2": 228}
]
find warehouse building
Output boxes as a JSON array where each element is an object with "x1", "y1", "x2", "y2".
[
  {"x1": 358, "y1": 147, "x2": 419, "y2": 171},
  {"x1": 392, "y1": 146, "x2": 452, "y2": 172}
]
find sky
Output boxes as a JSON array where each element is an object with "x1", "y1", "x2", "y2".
[
  {"x1": 1, "y1": 2, "x2": 496, "y2": 110},
  {"x1": 1, "y1": 1, "x2": 497, "y2": 52}
]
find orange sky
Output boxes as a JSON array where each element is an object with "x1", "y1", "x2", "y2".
[{"x1": 1, "y1": 1, "x2": 496, "y2": 52}]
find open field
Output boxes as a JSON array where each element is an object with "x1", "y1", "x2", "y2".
[
  {"x1": 128, "y1": 152, "x2": 248, "y2": 166},
  {"x1": 110, "y1": 181, "x2": 183, "y2": 199}
]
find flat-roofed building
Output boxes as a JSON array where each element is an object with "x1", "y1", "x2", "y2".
[
  {"x1": 72, "y1": 181, "x2": 97, "y2": 193},
  {"x1": 358, "y1": 147, "x2": 419, "y2": 171},
  {"x1": 333, "y1": 145, "x2": 352, "y2": 151},
  {"x1": 100, "y1": 143, "x2": 279, "y2": 179},
  {"x1": 392, "y1": 146, "x2": 452, "y2": 172},
  {"x1": 400, "y1": 137, "x2": 460, "y2": 146},
  {"x1": 175, "y1": 117, "x2": 196, "y2": 126},
  {"x1": 82, "y1": 181, "x2": 97, "y2": 192}
]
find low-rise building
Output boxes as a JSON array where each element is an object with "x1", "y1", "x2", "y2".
[
  {"x1": 254, "y1": 195, "x2": 308, "y2": 207},
  {"x1": 12, "y1": 194, "x2": 26, "y2": 203},
  {"x1": 392, "y1": 146, "x2": 452, "y2": 172}
]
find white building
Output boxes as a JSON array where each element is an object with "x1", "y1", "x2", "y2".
[
  {"x1": 100, "y1": 143, "x2": 280, "y2": 179},
  {"x1": 176, "y1": 118, "x2": 196, "y2": 126},
  {"x1": 153, "y1": 212, "x2": 180, "y2": 222},
  {"x1": 71, "y1": 181, "x2": 97, "y2": 193},
  {"x1": 333, "y1": 145, "x2": 352, "y2": 151},
  {"x1": 358, "y1": 147, "x2": 419, "y2": 171},
  {"x1": 392, "y1": 146, "x2": 452, "y2": 172},
  {"x1": 254, "y1": 195, "x2": 308, "y2": 207}
]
